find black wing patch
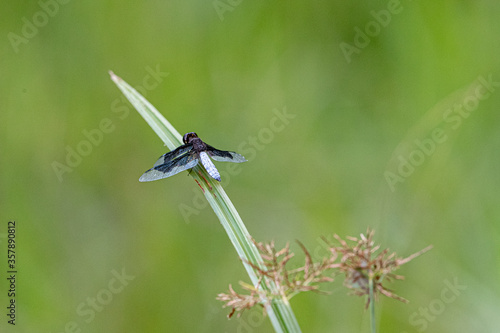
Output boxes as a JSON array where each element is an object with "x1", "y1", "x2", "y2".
[
  {"x1": 206, "y1": 145, "x2": 247, "y2": 163},
  {"x1": 139, "y1": 144, "x2": 199, "y2": 182},
  {"x1": 152, "y1": 144, "x2": 193, "y2": 167}
]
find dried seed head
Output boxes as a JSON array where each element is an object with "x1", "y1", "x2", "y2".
[
  {"x1": 217, "y1": 230, "x2": 432, "y2": 317},
  {"x1": 326, "y1": 228, "x2": 432, "y2": 305},
  {"x1": 217, "y1": 238, "x2": 337, "y2": 318}
]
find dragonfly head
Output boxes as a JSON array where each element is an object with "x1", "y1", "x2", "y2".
[{"x1": 183, "y1": 132, "x2": 199, "y2": 144}]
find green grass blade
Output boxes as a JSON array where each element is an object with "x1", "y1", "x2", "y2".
[
  {"x1": 109, "y1": 71, "x2": 182, "y2": 149},
  {"x1": 109, "y1": 71, "x2": 302, "y2": 333}
]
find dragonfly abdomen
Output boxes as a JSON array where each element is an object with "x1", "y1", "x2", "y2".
[{"x1": 200, "y1": 151, "x2": 221, "y2": 181}]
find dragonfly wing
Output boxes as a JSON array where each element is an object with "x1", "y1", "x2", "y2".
[
  {"x1": 139, "y1": 158, "x2": 199, "y2": 182},
  {"x1": 152, "y1": 144, "x2": 193, "y2": 167},
  {"x1": 206, "y1": 145, "x2": 247, "y2": 163},
  {"x1": 139, "y1": 145, "x2": 198, "y2": 182}
]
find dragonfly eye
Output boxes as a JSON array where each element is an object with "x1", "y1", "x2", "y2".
[{"x1": 183, "y1": 132, "x2": 198, "y2": 144}]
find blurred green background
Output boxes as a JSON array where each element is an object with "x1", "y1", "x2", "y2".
[{"x1": 1, "y1": 1, "x2": 499, "y2": 332}]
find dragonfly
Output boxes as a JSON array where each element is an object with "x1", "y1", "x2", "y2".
[{"x1": 139, "y1": 132, "x2": 247, "y2": 182}]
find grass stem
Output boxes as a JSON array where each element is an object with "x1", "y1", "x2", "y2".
[
  {"x1": 110, "y1": 71, "x2": 301, "y2": 333},
  {"x1": 369, "y1": 275, "x2": 376, "y2": 333}
]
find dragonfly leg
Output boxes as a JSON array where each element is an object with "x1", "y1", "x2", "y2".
[
  {"x1": 194, "y1": 179, "x2": 205, "y2": 193},
  {"x1": 198, "y1": 171, "x2": 213, "y2": 191}
]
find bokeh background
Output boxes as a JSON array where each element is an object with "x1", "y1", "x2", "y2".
[{"x1": 1, "y1": 1, "x2": 499, "y2": 332}]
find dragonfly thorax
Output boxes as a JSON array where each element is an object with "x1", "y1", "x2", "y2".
[{"x1": 183, "y1": 132, "x2": 208, "y2": 152}]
